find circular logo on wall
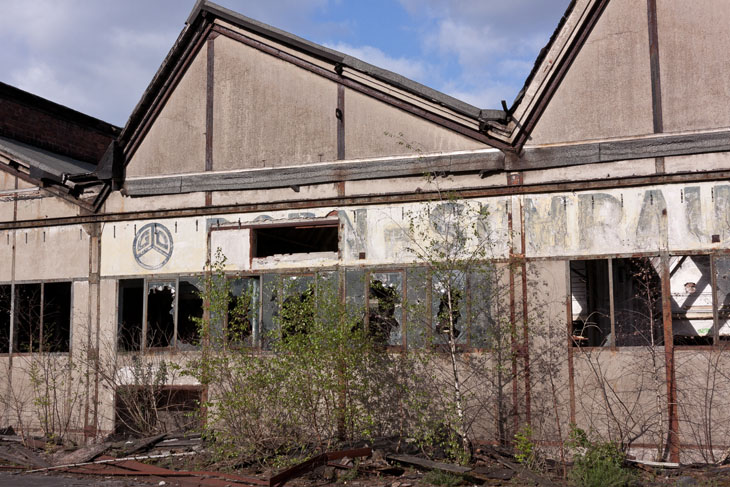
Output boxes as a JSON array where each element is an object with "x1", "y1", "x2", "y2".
[{"x1": 133, "y1": 223, "x2": 174, "y2": 270}]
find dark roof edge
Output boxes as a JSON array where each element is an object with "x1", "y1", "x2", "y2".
[
  {"x1": 118, "y1": 12, "x2": 206, "y2": 147},
  {"x1": 191, "y1": 0, "x2": 505, "y2": 121},
  {"x1": 0, "y1": 82, "x2": 120, "y2": 136}
]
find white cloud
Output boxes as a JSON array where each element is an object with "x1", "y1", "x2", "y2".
[{"x1": 325, "y1": 42, "x2": 427, "y2": 80}]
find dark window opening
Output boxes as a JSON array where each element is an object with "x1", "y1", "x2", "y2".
[
  {"x1": 368, "y1": 273, "x2": 403, "y2": 347},
  {"x1": 15, "y1": 283, "x2": 41, "y2": 353},
  {"x1": 118, "y1": 279, "x2": 144, "y2": 352},
  {"x1": 253, "y1": 224, "x2": 338, "y2": 258},
  {"x1": 146, "y1": 281, "x2": 175, "y2": 349},
  {"x1": 613, "y1": 258, "x2": 663, "y2": 347},
  {"x1": 42, "y1": 282, "x2": 71, "y2": 352},
  {"x1": 570, "y1": 260, "x2": 611, "y2": 347},
  {"x1": 0, "y1": 285, "x2": 10, "y2": 354},
  {"x1": 177, "y1": 279, "x2": 202, "y2": 350}
]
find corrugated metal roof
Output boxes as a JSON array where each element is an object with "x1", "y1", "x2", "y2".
[{"x1": 0, "y1": 135, "x2": 95, "y2": 179}]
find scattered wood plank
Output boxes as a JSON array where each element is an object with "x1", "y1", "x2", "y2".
[
  {"x1": 480, "y1": 446, "x2": 558, "y2": 487},
  {"x1": 386, "y1": 454, "x2": 472, "y2": 475},
  {"x1": 117, "y1": 433, "x2": 166, "y2": 457},
  {"x1": 54, "y1": 442, "x2": 109, "y2": 466}
]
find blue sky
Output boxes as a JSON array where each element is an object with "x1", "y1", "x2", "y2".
[{"x1": 0, "y1": 0, "x2": 570, "y2": 127}]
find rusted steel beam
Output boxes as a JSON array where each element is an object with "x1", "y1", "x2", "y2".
[{"x1": 10, "y1": 167, "x2": 730, "y2": 231}]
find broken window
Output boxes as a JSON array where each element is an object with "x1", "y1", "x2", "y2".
[
  {"x1": 0, "y1": 285, "x2": 10, "y2": 354},
  {"x1": 252, "y1": 222, "x2": 338, "y2": 258},
  {"x1": 570, "y1": 258, "x2": 663, "y2": 347},
  {"x1": 368, "y1": 272, "x2": 403, "y2": 347},
  {"x1": 118, "y1": 279, "x2": 144, "y2": 352},
  {"x1": 432, "y1": 271, "x2": 467, "y2": 346},
  {"x1": 716, "y1": 256, "x2": 730, "y2": 340},
  {"x1": 612, "y1": 258, "x2": 663, "y2": 347},
  {"x1": 146, "y1": 281, "x2": 176, "y2": 349},
  {"x1": 279, "y1": 275, "x2": 315, "y2": 341},
  {"x1": 468, "y1": 268, "x2": 500, "y2": 349},
  {"x1": 15, "y1": 283, "x2": 41, "y2": 353},
  {"x1": 405, "y1": 267, "x2": 428, "y2": 348},
  {"x1": 118, "y1": 277, "x2": 205, "y2": 352},
  {"x1": 42, "y1": 282, "x2": 71, "y2": 352},
  {"x1": 227, "y1": 277, "x2": 259, "y2": 347},
  {"x1": 570, "y1": 260, "x2": 611, "y2": 347},
  {"x1": 670, "y1": 255, "x2": 713, "y2": 345},
  {"x1": 177, "y1": 279, "x2": 202, "y2": 350}
]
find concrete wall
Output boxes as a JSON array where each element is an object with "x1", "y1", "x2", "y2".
[
  {"x1": 657, "y1": 0, "x2": 730, "y2": 133},
  {"x1": 126, "y1": 45, "x2": 207, "y2": 178},
  {"x1": 529, "y1": 0, "x2": 654, "y2": 145},
  {"x1": 212, "y1": 35, "x2": 338, "y2": 170},
  {"x1": 344, "y1": 88, "x2": 486, "y2": 159}
]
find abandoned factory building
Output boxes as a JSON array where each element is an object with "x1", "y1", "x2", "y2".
[{"x1": 2, "y1": 0, "x2": 730, "y2": 462}]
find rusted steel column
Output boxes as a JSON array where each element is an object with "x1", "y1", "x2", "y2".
[{"x1": 661, "y1": 252, "x2": 679, "y2": 462}]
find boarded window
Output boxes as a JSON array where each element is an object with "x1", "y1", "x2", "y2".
[{"x1": 252, "y1": 223, "x2": 338, "y2": 258}]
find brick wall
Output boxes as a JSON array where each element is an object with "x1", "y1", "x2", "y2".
[{"x1": 0, "y1": 84, "x2": 119, "y2": 165}]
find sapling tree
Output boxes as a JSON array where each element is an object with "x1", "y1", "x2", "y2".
[{"x1": 401, "y1": 182, "x2": 509, "y2": 460}]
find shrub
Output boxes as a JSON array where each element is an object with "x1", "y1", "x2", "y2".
[{"x1": 568, "y1": 427, "x2": 635, "y2": 487}]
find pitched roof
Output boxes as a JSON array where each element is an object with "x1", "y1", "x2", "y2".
[{"x1": 119, "y1": 0, "x2": 510, "y2": 159}]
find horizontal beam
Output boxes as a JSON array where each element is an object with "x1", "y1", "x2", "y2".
[
  {"x1": 6, "y1": 167, "x2": 730, "y2": 230},
  {"x1": 511, "y1": 130, "x2": 730, "y2": 171},
  {"x1": 124, "y1": 151, "x2": 505, "y2": 196}
]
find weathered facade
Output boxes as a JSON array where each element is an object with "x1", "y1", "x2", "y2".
[{"x1": 2, "y1": 0, "x2": 730, "y2": 462}]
